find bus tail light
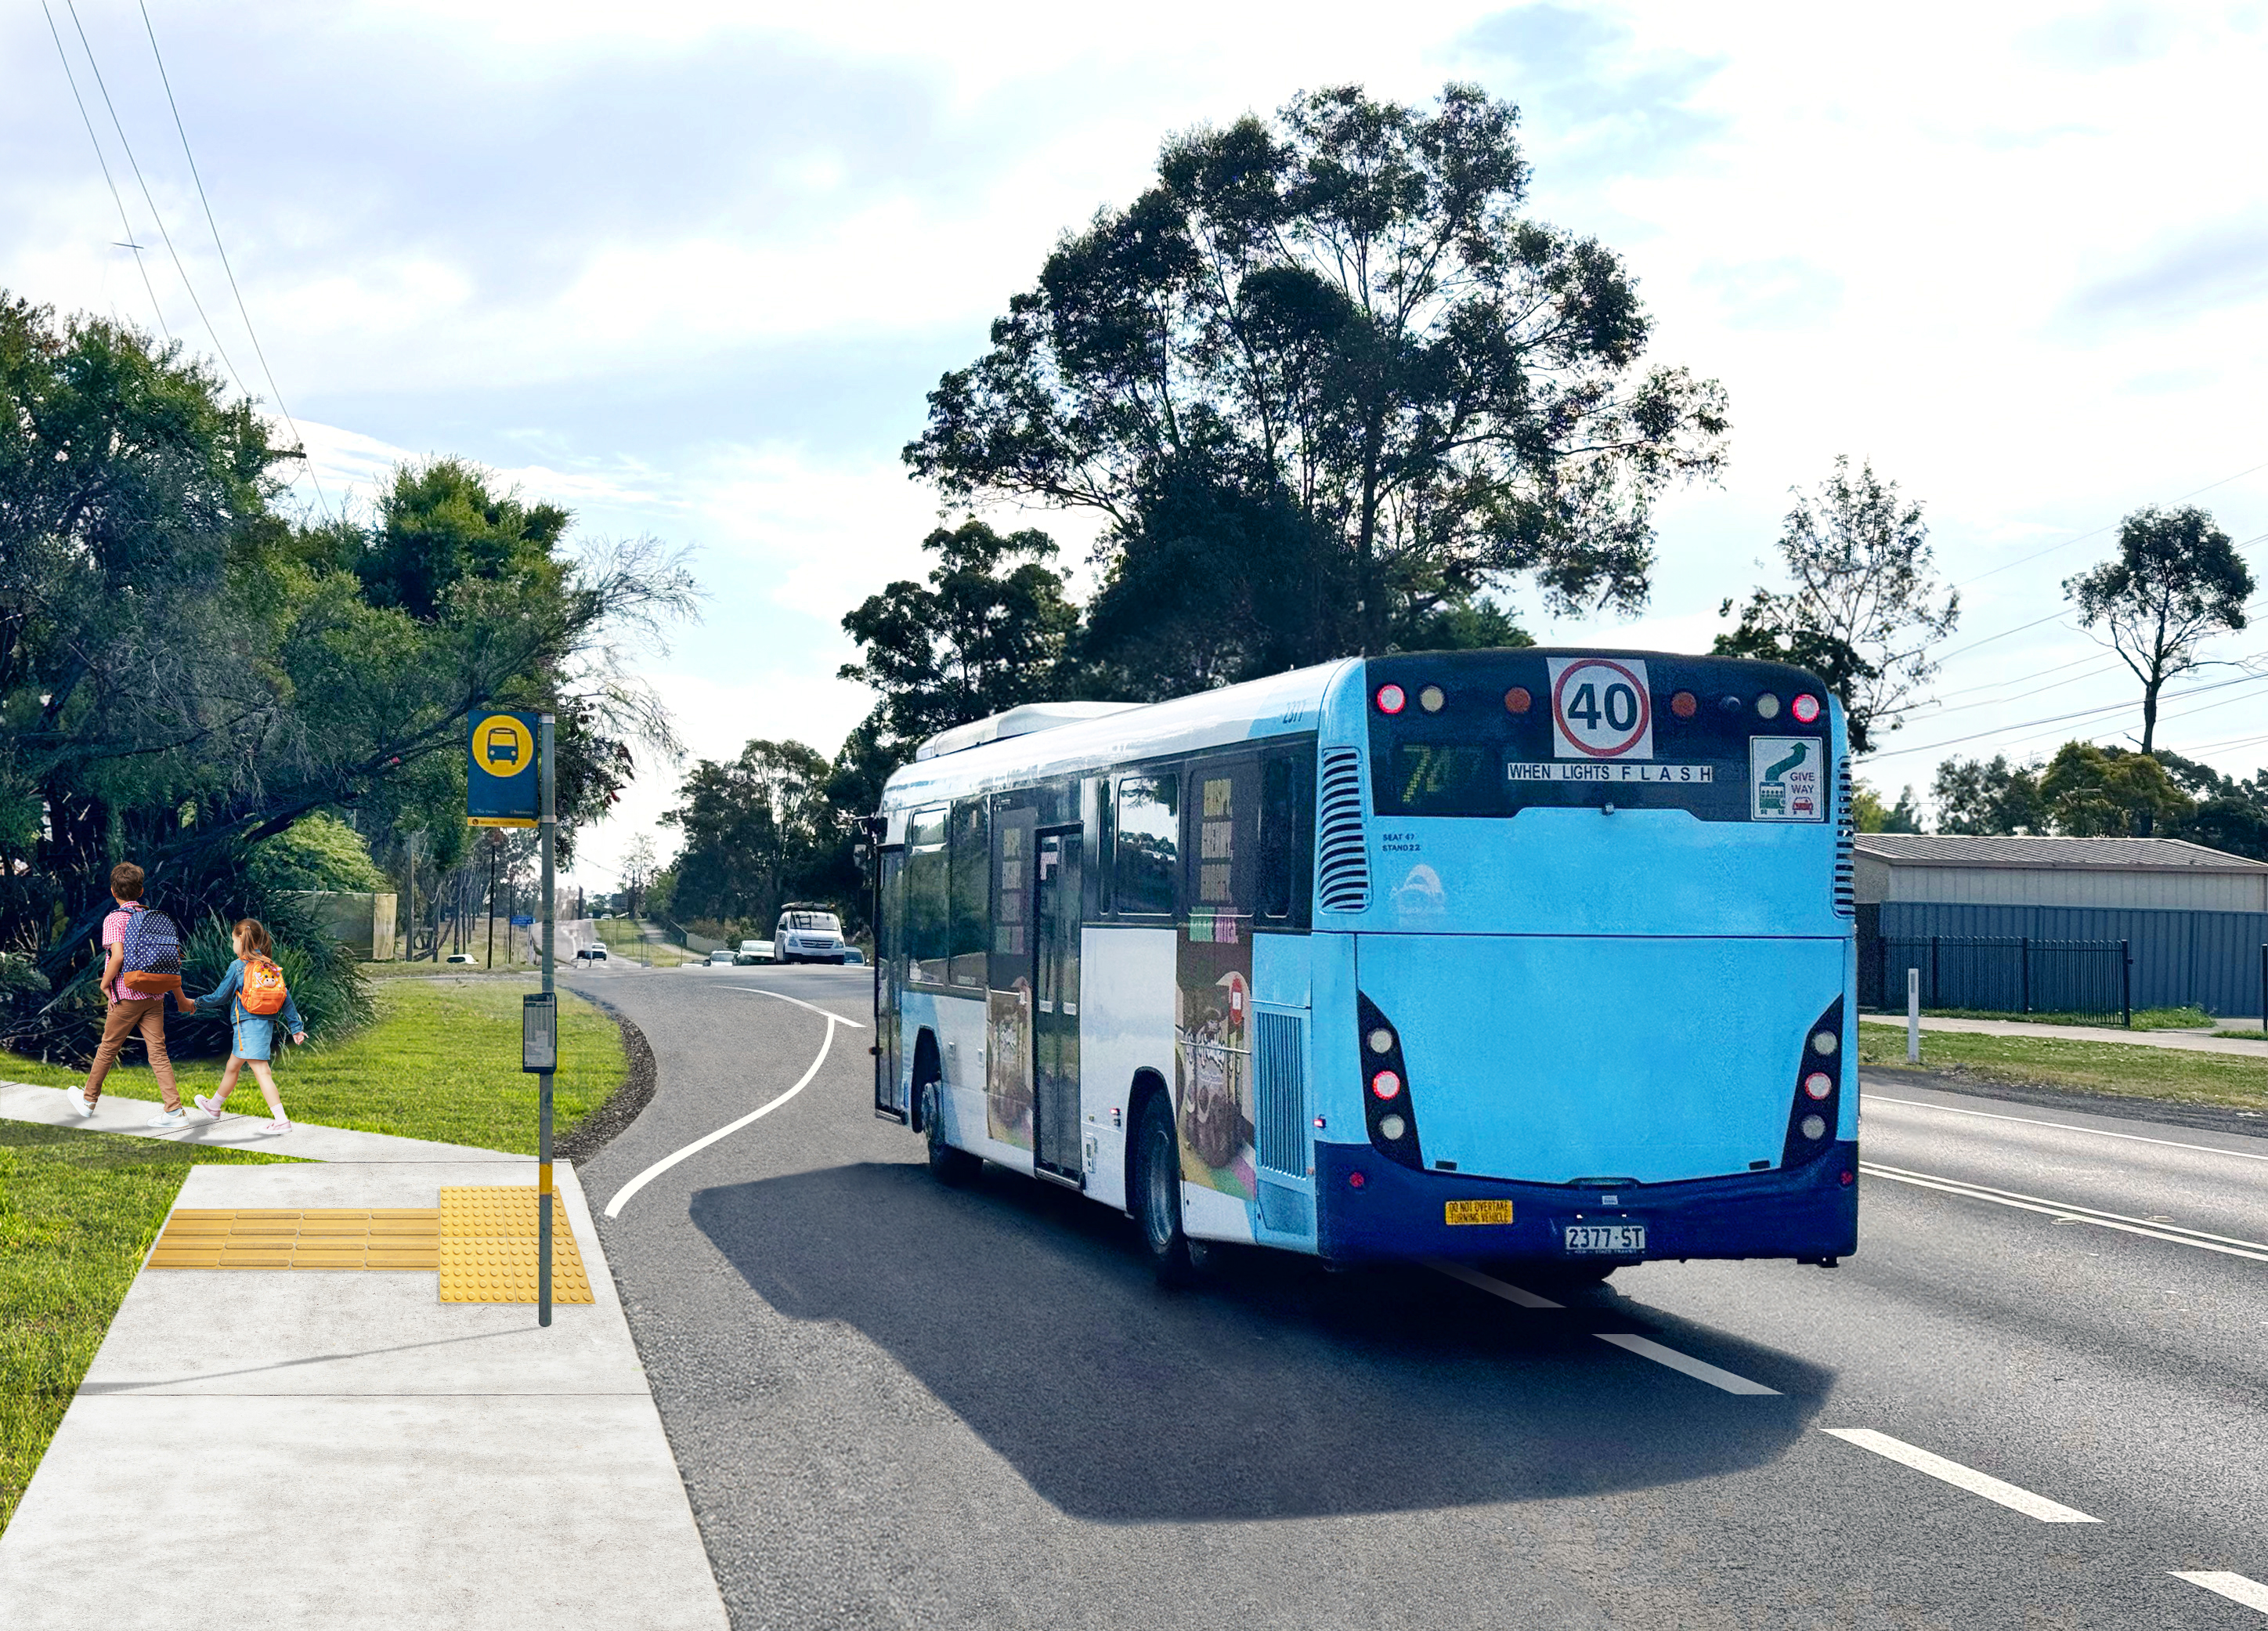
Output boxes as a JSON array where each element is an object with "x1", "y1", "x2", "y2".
[
  {"x1": 1670, "y1": 690, "x2": 1697, "y2": 718},
  {"x1": 1780, "y1": 996, "x2": 1845, "y2": 1168},
  {"x1": 1792, "y1": 693, "x2": 1822, "y2": 724},
  {"x1": 1375, "y1": 683, "x2": 1407, "y2": 714},
  {"x1": 1356, "y1": 993, "x2": 1425, "y2": 1170}
]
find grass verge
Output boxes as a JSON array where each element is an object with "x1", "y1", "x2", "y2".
[
  {"x1": 1858, "y1": 1025, "x2": 2268, "y2": 1111},
  {"x1": 1910, "y1": 1005, "x2": 2217, "y2": 1031},
  {"x1": 0, "y1": 1123, "x2": 291, "y2": 1535},
  {"x1": 594, "y1": 917, "x2": 702, "y2": 967},
  {"x1": 2, "y1": 976, "x2": 625, "y2": 1154}
]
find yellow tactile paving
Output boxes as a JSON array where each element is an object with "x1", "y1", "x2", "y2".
[
  {"x1": 146, "y1": 1191, "x2": 594, "y2": 1304},
  {"x1": 148, "y1": 1209, "x2": 442, "y2": 1271},
  {"x1": 436, "y1": 1188, "x2": 593, "y2": 1304}
]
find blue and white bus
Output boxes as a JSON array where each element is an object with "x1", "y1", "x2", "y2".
[{"x1": 870, "y1": 649, "x2": 1857, "y2": 1282}]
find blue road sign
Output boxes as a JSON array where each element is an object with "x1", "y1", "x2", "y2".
[{"x1": 468, "y1": 711, "x2": 540, "y2": 827}]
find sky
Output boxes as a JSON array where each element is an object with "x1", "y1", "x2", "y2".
[{"x1": 7, "y1": 0, "x2": 2267, "y2": 891}]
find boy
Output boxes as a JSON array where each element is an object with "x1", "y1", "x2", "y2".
[{"x1": 77, "y1": 862, "x2": 193, "y2": 1127}]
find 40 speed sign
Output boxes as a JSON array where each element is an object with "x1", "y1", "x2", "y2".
[{"x1": 1549, "y1": 656, "x2": 1655, "y2": 760}]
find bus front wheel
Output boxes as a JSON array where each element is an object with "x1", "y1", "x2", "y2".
[
  {"x1": 1135, "y1": 1094, "x2": 1206, "y2": 1285},
  {"x1": 922, "y1": 1078, "x2": 980, "y2": 1188}
]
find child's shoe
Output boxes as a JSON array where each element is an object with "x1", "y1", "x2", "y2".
[
  {"x1": 145, "y1": 1108, "x2": 187, "y2": 1127},
  {"x1": 195, "y1": 1095, "x2": 224, "y2": 1120},
  {"x1": 257, "y1": 1118, "x2": 291, "y2": 1136},
  {"x1": 74, "y1": 1094, "x2": 96, "y2": 1117}
]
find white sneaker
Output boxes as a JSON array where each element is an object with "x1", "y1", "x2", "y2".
[
  {"x1": 257, "y1": 1119, "x2": 291, "y2": 1137},
  {"x1": 146, "y1": 1108, "x2": 188, "y2": 1127},
  {"x1": 195, "y1": 1094, "x2": 225, "y2": 1120},
  {"x1": 74, "y1": 1094, "x2": 96, "y2": 1117}
]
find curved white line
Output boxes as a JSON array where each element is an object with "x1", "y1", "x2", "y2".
[
  {"x1": 604, "y1": 1015, "x2": 843, "y2": 1219},
  {"x1": 722, "y1": 985, "x2": 867, "y2": 1029}
]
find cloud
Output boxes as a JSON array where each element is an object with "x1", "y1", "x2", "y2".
[
  {"x1": 2022, "y1": 5, "x2": 2180, "y2": 68},
  {"x1": 1454, "y1": 3, "x2": 1726, "y2": 183},
  {"x1": 2065, "y1": 217, "x2": 2268, "y2": 326},
  {"x1": 1692, "y1": 257, "x2": 1844, "y2": 331}
]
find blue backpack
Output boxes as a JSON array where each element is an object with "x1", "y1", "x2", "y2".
[{"x1": 120, "y1": 907, "x2": 183, "y2": 994}]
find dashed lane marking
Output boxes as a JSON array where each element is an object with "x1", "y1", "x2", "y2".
[
  {"x1": 1822, "y1": 1428, "x2": 2100, "y2": 1523},
  {"x1": 1429, "y1": 1260, "x2": 1562, "y2": 1309},
  {"x1": 1595, "y1": 1332, "x2": 1782, "y2": 1395},
  {"x1": 1430, "y1": 1264, "x2": 1781, "y2": 1394},
  {"x1": 604, "y1": 1007, "x2": 850, "y2": 1219},
  {"x1": 2172, "y1": 1572, "x2": 2268, "y2": 1615},
  {"x1": 1862, "y1": 1162, "x2": 2268, "y2": 1262}
]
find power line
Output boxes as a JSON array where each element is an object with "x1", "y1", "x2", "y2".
[
  {"x1": 41, "y1": 0, "x2": 168, "y2": 339},
  {"x1": 1868, "y1": 662, "x2": 2268, "y2": 762},
  {"x1": 136, "y1": 0, "x2": 331, "y2": 523},
  {"x1": 1954, "y1": 459, "x2": 2268, "y2": 589},
  {"x1": 62, "y1": 0, "x2": 248, "y2": 399}
]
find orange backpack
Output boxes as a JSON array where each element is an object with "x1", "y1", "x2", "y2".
[{"x1": 240, "y1": 956, "x2": 288, "y2": 1016}]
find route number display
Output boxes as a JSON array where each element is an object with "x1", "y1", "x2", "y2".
[{"x1": 1548, "y1": 656, "x2": 1654, "y2": 761}]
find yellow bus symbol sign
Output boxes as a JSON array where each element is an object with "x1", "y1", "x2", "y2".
[{"x1": 471, "y1": 714, "x2": 535, "y2": 779}]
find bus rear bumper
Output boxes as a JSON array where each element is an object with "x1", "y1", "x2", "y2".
[{"x1": 1313, "y1": 1141, "x2": 1859, "y2": 1265}]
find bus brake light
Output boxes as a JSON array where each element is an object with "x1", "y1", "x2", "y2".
[
  {"x1": 1376, "y1": 684, "x2": 1407, "y2": 714},
  {"x1": 1371, "y1": 1070, "x2": 1402, "y2": 1100},
  {"x1": 1803, "y1": 1072, "x2": 1833, "y2": 1101},
  {"x1": 1792, "y1": 693, "x2": 1822, "y2": 724}
]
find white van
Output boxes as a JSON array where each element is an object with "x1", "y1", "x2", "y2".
[{"x1": 774, "y1": 905, "x2": 847, "y2": 964}]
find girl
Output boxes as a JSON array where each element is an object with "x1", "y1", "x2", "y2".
[{"x1": 193, "y1": 919, "x2": 308, "y2": 1136}]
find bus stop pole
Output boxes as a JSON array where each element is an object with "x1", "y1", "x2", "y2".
[
  {"x1": 1906, "y1": 967, "x2": 1921, "y2": 1065},
  {"x1": 538, "y1": 714, "x2": 556, "y2": 1327}
]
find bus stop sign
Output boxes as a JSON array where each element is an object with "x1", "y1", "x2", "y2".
[{"x1": 468, "y1": 711, "x2": 540, "y2": 827}]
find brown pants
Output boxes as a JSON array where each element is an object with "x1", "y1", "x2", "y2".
[{"x1": 85, "y1": 997, "x2": 179, "y2": 1109}]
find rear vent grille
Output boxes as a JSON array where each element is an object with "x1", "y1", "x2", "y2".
[
  {"x1": 1254, "y1": 1010, "x2": 1307, "y2": 1177},
  {"x1": 1316, "y1": 747, "x2": 1370, "y2": 913},
  {"x1": 1833, "y1": 754, "x2": 1855, "y2": 919}
]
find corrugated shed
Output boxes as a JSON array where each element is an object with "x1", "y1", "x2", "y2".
[{"x1": 1854, "y1": 834, "x2": 2268, "y2": 872}]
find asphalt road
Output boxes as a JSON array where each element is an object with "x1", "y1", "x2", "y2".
[{"x1": 569, "y1": 959, "x2": 2268, "y2": 1629}]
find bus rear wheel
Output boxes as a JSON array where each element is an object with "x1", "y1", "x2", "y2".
[
  {"x1": 1135, "y1": 1094, "x2": 1206, "y2": 1285},
  {"x1": 922, "y1": 1078, "x2": 980, "y2": 1188}
]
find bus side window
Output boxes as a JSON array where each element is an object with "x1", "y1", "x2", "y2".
[
  {"x1": 906, "y1": 806, "x2": 948, "y2": 984},
  {"x1": 1113, "y1": 775, "x2": 1179, "y2": 917},
  {"x1": 1259, "y1": 748, "x2": 1313, "y2": 926},
  {"x1": 948, "y1": 799, "x2": 989, "y2": 988},
  {"x1": 1190, "y1": 758, "x2": 1250, "y2": 912}
]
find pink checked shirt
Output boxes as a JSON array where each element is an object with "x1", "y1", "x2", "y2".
[{"x1": 101, "y1": 906, "x2": 139, "y2": 1003}]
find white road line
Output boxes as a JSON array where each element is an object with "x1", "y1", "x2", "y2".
[
  {"x1": 1595, "y1": 1333, "x2": 1782, "y2": 1395},
  {"x1": 723, "y1": 985, "x2": 867, "y2": 1028},
  {"x1": 2173, "y1": 1572, "x2": 2268, "y2": 1614},
  {"x1": 1428, "y1": 1265, "x2": 1782, "y2": 1394},
  {"x1": 1868, "y1": 1094, "x2": 2268, "y2": 1164},
  {"x1": 604, "y1": 1014, "x2": 847, "y2": 1219},
  {"x1": 1862, "y1": 1163, "x2": 2268, "y2": 1262},
  {"x1": 1429, "y1": 1260, "x2": 1563, "y2": 1309},
  {"x1": 1821, "y1": 1428, "x2": 2099, "y2": 1523}
]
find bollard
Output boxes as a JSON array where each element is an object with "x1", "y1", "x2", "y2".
[{"x1": 1907, "y1": 967, "x2": 1921, "y2": 1065}]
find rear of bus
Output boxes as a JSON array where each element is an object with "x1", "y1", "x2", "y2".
[{"x1": 1309, "y1": 649, "x2": 1857, "y2": 1268}]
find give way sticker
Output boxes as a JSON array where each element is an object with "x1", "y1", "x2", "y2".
[{"x1": 1549, "y1": 656, "x2": 1654, "y2": 759}]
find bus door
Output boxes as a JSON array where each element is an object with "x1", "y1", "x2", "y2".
[
  {"x1": 1032, "y1": 827, "x2": 1084, "y2": 1184},
  {"x1": 874, "y1": 846, "x2": 908, "y2": 1122}
]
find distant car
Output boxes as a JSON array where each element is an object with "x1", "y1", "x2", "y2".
[
  {"x1": 709, "y1": 947, "x2": 736, "y2": 966},
  {"x1": 841, "y1": 947, "x2": 865, "y2": 966},
  {"x1": 735, "y1": 938, "x2": 774, "y2": 965},
  {"x1": 445, "y1": 953, "x2": 475, "y2": 964},
  {"x1": 575, "y1": 946, "x2": 608, "y2": 961},
  {"x1": 775, "y1": 905, "x2": 849, "y2": 965}
]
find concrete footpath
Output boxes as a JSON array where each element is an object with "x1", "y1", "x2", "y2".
[
  {"x1": 1858, "y1": 1013, "x2": 2268, "y2": 1058},
  {"x1": 0, "y1": 1087, "x2": 728, "y2": 1629}
]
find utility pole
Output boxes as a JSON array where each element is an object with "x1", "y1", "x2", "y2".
[{"x1": 404, "y1": 830, "x2": 421, "y2": 963}]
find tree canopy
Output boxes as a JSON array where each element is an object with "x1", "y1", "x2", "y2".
[
  {"x1": 0, "y1": 295, "x2": 695, "y2": 1042},
  {"x1": 660, "y1": 739, "x2": 858, "y2": 932},
  {"x1": 906, "y1": 83, "x2": 1728, "y2": 658},
  {"x1": 2065, "y1": 504, "x2": 2253, "y2": 758},
  {"x1": 1714, "y1": 457, "x2": 1957, "y2": 754}
]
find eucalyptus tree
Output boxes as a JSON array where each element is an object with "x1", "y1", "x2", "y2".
[
  {"x1": 2065, "y1": 504, "x2": 2253, "y2": 757},
  {"x1": 906, "y1": 83, "x2": 1729, "y2": 660}
]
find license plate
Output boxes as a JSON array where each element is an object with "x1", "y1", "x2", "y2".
[
  {"x1": 1445, "y1": 1199, "x2": 1514, "y2": 1226},
  {"x1": 1564, "y1": 1224, "x2": 1645, "y2": 1254}
]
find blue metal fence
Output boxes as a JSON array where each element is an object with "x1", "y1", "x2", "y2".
[
  {"x1": 1858, "y1": 935, "x2": 2129, "y2": 1025},
  {"x1": 1869, "y1": 901, "x2": 2268, "y2": 1018}
]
